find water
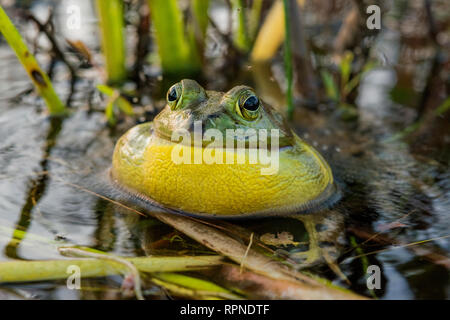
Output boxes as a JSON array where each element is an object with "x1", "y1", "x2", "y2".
[{"x1": 0, "y1": 1, "x2": 449, "y2": 300}]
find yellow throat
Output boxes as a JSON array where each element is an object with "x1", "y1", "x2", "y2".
[{"x1": 111, "y1": 122, "x2": 337, "y2": 217}]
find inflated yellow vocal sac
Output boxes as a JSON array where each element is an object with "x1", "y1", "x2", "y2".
[{"x1": 111, "y1": 79, "x2": 339, "y2": 217}]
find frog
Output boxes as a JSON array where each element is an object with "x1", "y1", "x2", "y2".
[{"x1": 110, "y1": 79, "x2": 344, "y2": 267}]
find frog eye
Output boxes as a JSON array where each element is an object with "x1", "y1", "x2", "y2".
[
  {"x1": 236, "y1": 91, "x2": 260, "y2": 120},
  {"x1": 166, "y1": 83, "x2": 182, "y2": 110}
]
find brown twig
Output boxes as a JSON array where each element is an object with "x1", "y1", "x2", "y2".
[
  {"x1": 333, "y1": 0, "x2": 381, "y2": 61},
  {"x1": 26, "y1": 10, "x2": 78, "y2": 106},
  {"x1": 209, "y1": 264, "x2": 365, "y2": 300},
  {"x1": 288, "y1": 0, "x2": 319, "y2": 105},
  {"x1": 424, "y1": 0, "x2": 438, "y2": 45},
  {"x1": 208, "y1": 15, "x2": 236, "y2": 53}
]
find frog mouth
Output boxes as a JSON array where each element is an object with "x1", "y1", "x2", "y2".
[{"x1": 155, "y1": 120, "x2": 294, "y2": 149}]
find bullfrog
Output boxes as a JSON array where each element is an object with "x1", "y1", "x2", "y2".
[{"x1": 110, "y1": 79, "x2": 343, "y2": 266}]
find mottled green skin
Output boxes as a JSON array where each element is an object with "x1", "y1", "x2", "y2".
[{"x1": 154, "y1": 79, "x2": 293, "y2": 147}]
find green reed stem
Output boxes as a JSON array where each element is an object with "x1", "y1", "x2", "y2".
[
  {"x1": 148, "y1": 0, "x2": 200, "y2": 76},
  {"x1": 249, "y1": 0, "x2": 263, "y2": 41},
  {"x1": 0, "y1": 6, "x2": 65, "y2": 115},
  {"x1": 231, "y1": 0, "x2": 250, "y2": 52},
  {"x1": 282, "y1": 0, "x2": 294, "y2": 119},
  {"x1": 152, "y1": 272, "x2": 241, "y2": 299},
  {"x1": 95, "y1": 0, "x2": 126, "y2": 85},
  {"x1": 191, "y1": 0, "x2": 210, "y2": 41},
  {"x1": 0, "y1": 255, "x2": 223, "y2": 283}
]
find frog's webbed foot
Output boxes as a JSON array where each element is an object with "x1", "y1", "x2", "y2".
[{"x1": 289, "y1": 210, "x2": 346, "y2": 271}]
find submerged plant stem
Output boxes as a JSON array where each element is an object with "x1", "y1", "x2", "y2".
[
  {"x1": 59, "y1": 247, "x2": 144, "y2": 300},
  {"x1": 152, "y1": 272, "x2": 241, "y2": 299},
  {"x1": 0, "y1": 255, "x2": 223, "y2": 284},
  {"x1": 0, "y1": 5, "x2": 65, "y2": 115}
]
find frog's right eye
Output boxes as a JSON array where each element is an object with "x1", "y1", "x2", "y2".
[{"x1": 167, "y1": 83, "x2": 182, "y2": 110}]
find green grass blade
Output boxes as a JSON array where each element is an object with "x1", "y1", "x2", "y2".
[
  {"x1": 191, "y1": 0, "x2": 210, "y2": 41},
  {"x1": 0, "y1": 5, "x2": 65, "y2": 115},
  {"x1": 187, "y1": 0, "x2": 210, "y2": 67},
  {"x1": 344, "y1": 60, "x2": 376, "y2": 96},
  {"x1": 148, "y1": 0, "x2": 200, "y2": 76},
  {"x1": 154, "y1": 272, "x2": 230, "y2": 293},
  {"x1": 435, "y1": 96, "x2": 450, "y2": 116},
  {"x1": 249, "y1": 0, "x2": 263, "y2": 40},
  {"x1": 384, "y1": 121, "x2": 422, "y2": 143},
  {"x1": 231, "y1": 0, "x2": 251, "y2": 52},
  {"x1": 340, "y1": 51, "x2": 353, "y2": 93},
  {"x1": 320, "y1": 69, "x2": 340, "y2": 102},
  {"x1": 152, "y1": 272, "x2": 242, "y2": 299},
  {"x1": 350, "y1": 236, "x2": 378, "y2": 299},
  {"x1": 97, "y1": 84, "x2": 134, "y2": 125},
  {"x1": 95, "y1": 0, "x2": 127, "y2": 84},
  {"x1": 152, "y1": 272, "x2": 240, "y2": 299}
]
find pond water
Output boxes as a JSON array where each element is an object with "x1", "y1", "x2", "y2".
[{"x1": 0, "y1": 1, "x2": 449, "y2": 300}]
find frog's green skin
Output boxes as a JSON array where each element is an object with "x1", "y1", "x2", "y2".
[
  {"x1": 111, "y1": 79, "x2": 343, "y2": 267},
  {"x1": 153, "y1": 80, "x2": 293, "y2": 147}
]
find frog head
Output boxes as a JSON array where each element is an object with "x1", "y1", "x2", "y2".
[{"x1": 153, "y1": 79, "x2": 292, "y2": 147}]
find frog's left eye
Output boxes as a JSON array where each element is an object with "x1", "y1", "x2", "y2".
[
  {"x1": 167, "y1": 83, "x2": 182, "y2": 110},
  {"x1": 236, "y1": 91, "x2": 260, "y2": 120}
]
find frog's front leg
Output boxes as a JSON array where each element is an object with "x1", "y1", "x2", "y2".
[{"x1": 290, "y1": 210, "x2": 345, "y2": 268}]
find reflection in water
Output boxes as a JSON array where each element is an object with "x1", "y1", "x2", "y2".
[
  {"x1": 54, "y1": 0, "x2": 98, "y2": 48},
  {"x1": 0, "y1": 0, "x2": 449, "y2": 300},
  {"x1": 4, "y1": 117, "x2": 62, "y2": 259}
]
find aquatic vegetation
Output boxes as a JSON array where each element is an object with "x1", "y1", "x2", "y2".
[
  {"x1": 96, "y1": 84, "x2": 134, "y2": 125},
  {"x1": 321, "y1": 52, "x2": 376, "y2": 120},
  {"x1": 0, "y1": 5, "x2": 65, "y2": 115},
  {"x1": 148, "y1": 0, "x2": 202, "y2": 77},
  {"x1": 95, "y1": 0, "x2": 127, "y2": 84},
  {"x1": 0, "y1": 0, "x2": 448, "y2": 301},
  {"x1": 0, "y1": 253, "x2": 223, "y2": 283},
  {"x1": 231, "y1": 0, "x2": 251, "y2": 52},
  {"x1": 151, "y1": 272, "x2": 239, "y2": 299}
]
